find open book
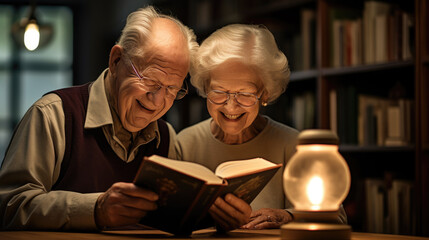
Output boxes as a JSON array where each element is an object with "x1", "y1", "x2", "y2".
[{"x1": 133, "y1": 155, "x2": 282, "y2": 235}]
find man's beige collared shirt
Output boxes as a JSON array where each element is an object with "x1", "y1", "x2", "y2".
[{"x1": 0, "y1": 69, "x2": 176, "y2": 230}]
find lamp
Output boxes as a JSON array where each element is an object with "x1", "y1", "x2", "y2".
[
  {"x1": 281, "y1": 129, "x2": 351, "y2": 240},
  {"x1": 11, "y1": 3, "x2": 53, "y2": 51}
]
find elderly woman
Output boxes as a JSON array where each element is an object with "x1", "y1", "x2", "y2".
[{"x1": 176, "y1": 24, "x2": 347, "y2": 231}]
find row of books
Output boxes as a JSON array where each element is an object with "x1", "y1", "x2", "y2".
[
  {"x1": 290, "y1": 91, "x2": 316, "y2": 131},
  {"x1": 329, "y1": 1, "x2": 413, "y2": 67},
  {"x1": 365, "y1": 178, "x2": 415, "y2": 234},
  {"x1": 330, "y1": 87, "x2": 414, "y2": 146}
]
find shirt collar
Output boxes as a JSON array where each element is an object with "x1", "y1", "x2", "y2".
[
  {"x1": 84, "y1": 68, "x2": 162, "y2": 147},
  {"x1": 85, "y1": 68, "x2": 113, "y2": 128}
]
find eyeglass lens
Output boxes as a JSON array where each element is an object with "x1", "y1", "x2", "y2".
[
  {"x1": 208, "y1": 91, "x2": 258, "y2": 106},
  {"x1": 130, "y1": 60, "x2": 187, "y2": 100}
]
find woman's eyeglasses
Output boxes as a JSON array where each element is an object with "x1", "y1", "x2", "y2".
[{"x1": 207, "y1": 90, "x2": 260, "y2": 107}]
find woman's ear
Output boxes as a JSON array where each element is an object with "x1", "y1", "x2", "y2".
[
  {"x1": 260, "y1": 90, "x2": 269, "y2": 106},
  {"x1": 108, "y1": 45, "x2": 123, "y2": 76}
]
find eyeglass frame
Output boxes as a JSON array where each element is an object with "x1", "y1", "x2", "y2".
[
  {"x1": 128, "y1": 59, "x2": 188, "y2": 100},
  {"x1": 207, "y1": 89, "x2": 262, "y2": 107}
]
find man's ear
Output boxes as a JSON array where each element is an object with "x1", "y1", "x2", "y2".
[{"x1": 109, "y1": 45, "x2": 123, "y2": 76}]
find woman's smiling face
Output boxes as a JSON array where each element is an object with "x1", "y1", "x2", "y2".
[{"x1": 207, "y1": 60, "x2": 263, "y2": 137}]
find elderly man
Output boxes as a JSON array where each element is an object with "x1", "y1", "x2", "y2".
[{"x1": 0, "y1": 6, "x2": 197, "y2": 230}]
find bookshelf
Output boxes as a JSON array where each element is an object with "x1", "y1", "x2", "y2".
[
  {"x1": 153, "y1": 0, "x2": 428, "y2": 236},
  {"x1": 416, "y1": 0, "x2": 429, "y2": 236}
]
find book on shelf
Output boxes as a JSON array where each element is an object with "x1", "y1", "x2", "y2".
[
  {"x1": 133, "y1": 155, "x2": 281, "y2": 235},
  {"x1": 301, "y1": 8, "x2": 316, "y2": 70},
  {"x1": 387, "y1": 179, "x2": 414, "y2": 235},
  {"x1": 365, "y1": 178, "x2": 385, "y2": 233},
  {"x1": 358, "y1": 94, "x2": 388, "y2": 146},
  {"x1": 363, "y1": 1, "x2": 414, "y2": 64},
  {"x1": 329, "y1": 88, "x2": 413, "y2": 147},
  {"x1": 363, "y1": 0, "x2": 391, "y2": 64},
  {"x1": 385, "y1": 99, "x2": 414, "y2": 146},
  {"x1": 329, "y1": 6, "x2": 361, "y2": 67},
  {"x1": 357, "y1": 94, "x2": 413, "y2": 147},
  {"x1": 365, "y1": 178, "x2": 414, "y2": 234},
  {"x1": 329, "y1": 89, "x2": 338, "y2": 134},
  {"x1": 292, "y1": 91, "x2": 315, "y2": 131},
  {"x1": 333, "y1": 86, "x2": 357, "y2": 145}
]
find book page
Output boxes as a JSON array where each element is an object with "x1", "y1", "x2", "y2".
[
  {"x1": 215, "y1": 158, "x2": 276, "y2": 178},
  {"x1": 148, "y1": 155, "x2": 223, "y2": 184}
]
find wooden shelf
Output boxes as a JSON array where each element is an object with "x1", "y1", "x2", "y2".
[
  {"x1": 320, "y1": 60, "x2": 414, "y2": 76},
  {"x1": 290, "y1": 69, "x2": 318, "y2": 81},
  {"x1": 245, "y1": 0, "x2": 316, "y2": 16},
  {"x1": 339, "y1": 145, "x2": 415, "y2": 153}
]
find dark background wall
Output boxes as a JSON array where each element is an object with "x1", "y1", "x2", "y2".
[{"x1": 0, "y1": 0, "x2": 190, "y2": 85}]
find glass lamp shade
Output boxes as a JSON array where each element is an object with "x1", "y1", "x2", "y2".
[{"x1": 283, "y1": 130, "x2": 351, "y2": 212}]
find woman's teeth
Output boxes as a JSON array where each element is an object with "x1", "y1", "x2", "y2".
[{"x1": 224, "y1": 113, "x2": 241, "y2": 119}]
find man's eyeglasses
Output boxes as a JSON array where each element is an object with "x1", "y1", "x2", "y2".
[
  {"x1": 207, "y1": 90, "x2": 261, "y2": 107},
  {"x1": 129, "y1": 60, "x2": 188, "y2": 100}
]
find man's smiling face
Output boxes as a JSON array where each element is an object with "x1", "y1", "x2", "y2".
[{"x1": 114, "y1": 18, "x2": 190, "y2": 132}]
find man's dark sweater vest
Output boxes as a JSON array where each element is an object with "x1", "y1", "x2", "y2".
[{"x1": 50, "y1": 83, "x2": 169, "y2": 193}]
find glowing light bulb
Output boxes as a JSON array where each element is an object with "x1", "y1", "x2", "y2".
[
  {"x1": 24, "y1": 22, "x2": 40, "y2": 51},
  {"x1": 307, "y1": 176, "x2": 324, "y2": 210}
]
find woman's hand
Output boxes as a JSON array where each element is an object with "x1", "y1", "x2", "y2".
[
  {"x1": 241, "y1": 208, "x2": 293, "y2": 229},
  {"x1": 209, "y1": 193, "x2": 252, "y2": 232}
]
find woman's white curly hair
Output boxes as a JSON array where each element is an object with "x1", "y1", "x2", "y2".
[{"x1": 190, "y1": 24, "x2": 290, "y2": 104}]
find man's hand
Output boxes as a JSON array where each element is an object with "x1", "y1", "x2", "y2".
[
  {"x1": 241, "y1": 208, "x2": 293, "y2": 229},
  {"x1": 95, "y1": 182, "x2": 158, "y2": 229},
  {"x1": 209, "y1": 193, "x2": 252, "y2": 232}
]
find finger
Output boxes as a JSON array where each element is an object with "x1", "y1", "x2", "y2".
[
  {"x1": 241, "y1": 215, "x2": 265, "y2": 229},
  {"x1": 252, "y1": 221, "x2": 282, "y2": 230},
  {"x1": 103, "y1": 185, "x2": 158, "y2": 211},
  {"x1": 210, "y1": 198, "x2": 245, "y2": 229},
  {"x1": 211, "y1": 198, "x2": 241, "y2": 226},
  {"x1": 115, "y1": 204, "x2": 150, "y2": 219},
  {"x1": 224, "y1": 194, "x2": 252, "y2": 216},
  {"x1": 96, "y1": 196, "x2": 149, "y2": 228},
  {"x1": 108, "y1": 204, "x2": 147, "y2": 223},
  {"x1": 209, "y1": 203, "x2": 235, "y2": 231},
  {"x1": 120, "y1": 194, "x2": 158, "y2": 211},
  {"x1": 111, "y1": 182, "x2": 158, "y2": 201},
  {"x1": 213, "y1": 197, "x2": 246, "y2": 226}
]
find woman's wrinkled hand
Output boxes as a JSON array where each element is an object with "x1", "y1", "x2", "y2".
[{"x1": 241, "y1": 208, "x2": 293, "y2": 229}]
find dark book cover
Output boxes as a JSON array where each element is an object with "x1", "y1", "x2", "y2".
[
  {"x1": 220, "y1": 166, "x2": 281, "y2": 204},
  {"x1": 133, "y1": 156, "x2": 281, "y2": 235},
  {"x1": 134, "y1": 159, "x2": 225, "y2": 235}
]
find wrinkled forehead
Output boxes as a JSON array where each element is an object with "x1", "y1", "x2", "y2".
[{"x1": 138, "y1": 18, "x2": 189, "y2": 72}]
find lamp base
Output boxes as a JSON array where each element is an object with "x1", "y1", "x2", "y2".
[
  {"x1": 281, "y1": 222, "x2": 351, "y2": 240},
  {"x1": 292, "y1": 210, "x2": 340, "y2": 223}
]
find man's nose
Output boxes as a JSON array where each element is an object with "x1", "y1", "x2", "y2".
[{"x1": 147, "y1": 87, "x2": 167, "y2": 106}]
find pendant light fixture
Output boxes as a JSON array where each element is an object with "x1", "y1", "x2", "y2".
[{"x1": 11, "y1": 2, "x2": 53, "y2": 51}]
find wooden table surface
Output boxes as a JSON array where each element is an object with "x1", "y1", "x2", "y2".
[{"x1": 1, "y1": 229, "x2": 428, "y2": 240}]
